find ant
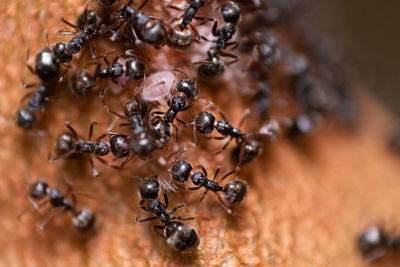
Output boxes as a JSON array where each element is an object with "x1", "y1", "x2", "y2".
[
  {"x1": 22, "y1": 180, "x2": 95, "y2": 232},
  {"x1": 107, "y1": 1, "x2": 167, "y2": 48},
  {"x1": 69, "y1": 69, "x2": 95, "y2": 97},
  {"x1": 221, "y1": 1, "x2": 241, "y2": 24},
  {"x1": 15, "y1": 48, "x2": 60, "y2": 129},
  {"x1": 169, "y1": 156, "x2": 247, "y2": 215},
  {"x1": 48, "y1": 121, "x2": 111, "y2": 177},
  {"x1": 195, "y1": 51, "x2": 234, "y2": 79},
  {"x1": 150, "y1": 72, "x2": 199, "y2": 149},
  {"x1": 94, "y1": 54, "x2": 146, "y2": 83},
  {"x1": 136, "y1": 176, "x2": 199, "y2": 252},
  {"x1": 53, "y1": 8, "x2": 103, "y2": 62},
  {"x1": 96, "y1": 0, "x2": 116, "y2": 8},
  {"x1": 357, "y1": 226, "x2": 400, "y2": 262}
]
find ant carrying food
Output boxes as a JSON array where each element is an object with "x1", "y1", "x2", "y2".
[
  {"x1": 136, "y1": 175, "x2": 199, "y2": 252},
  {"x1": 21, "y1": 180, "x2": 95, "y2": 232},
  {"x1": 48, "y1": 121, "x2": 112, "y2": 177}
]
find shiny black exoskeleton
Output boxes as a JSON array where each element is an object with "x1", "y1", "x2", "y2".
[
  {"x1": 26, "y1": 180, "x2": 96, "y2": 232},
  {"x1": 69, "y1": 69, "x2": 95, "y2": 97},
  {"x1": 196, "y1": 52, "x2": 225, "y2": 79},
  {"x1": 169, "y1": 160, "x2": 246, "y2": 214},
  {"x1": 136, "y1": 185, "x2": 199, "y2": 252},
  {"x1": 53, "y1": 9, "x2": 103, "y2": 62},
  {"x1": 221, "y1": 1, "x2": 241, "y2": 24},
  {"x1": 357, "y1": 227, "x2": 392, "y2": 262},
  {"x1": 49, "y1": 121, "x2": 110, "y2": 177},
  {"x1": 15, "y1": 48, "x2": 60, "y2": 129},
  {"x1": 96, "y1": 0, "x2": 115, "y2": 8},
  {"x1": 95, "y1": 57, "x2": 145, "y2": 82},
  {"x1": 231, "y1": 139, "x2": 262, "y2": 164},
  {"x1": 181, "y1": 0, "x2": 209, "y2": 28}
]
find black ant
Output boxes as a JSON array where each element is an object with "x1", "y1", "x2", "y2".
[
  {"x1": 53, "y1": 8, "x2": 103, "y2": 62},
  {"x1": 69, "y1": 69, "x2": 95, "y2": 97},
  {"x1": 221, "y1": 1, "x2": 241, "y2": 24},
  {"x1": 179, "y1": 0, "x2": 209, "y2": 29},
  {"x1": 357, "y1": 226, "x2": 400, "y2": 262},
  {"x1": 169, "y1": 156, "x2": 247, "y2": 215},
  {"x1": 195, "y1": 51, "x2": 232, "y2": 79},
  {"x1": 136, "y1": 176, "x2": 199, "y2": 252},
  {"x1": 203, "y1": 22, "x2": 238, "y2": 56},
  {"x1": 94, "y1": 55, "x2": 146, "y2": 83},
  {"x1": 48, "y1": 121, "x2": 111, "y2": 177},
  {"x1": 108, "y1": 1, "x2": 167, "y2": 48},
  {"x1": 22, "y1": 180, "x2": 95, "y2": 232},
  {"x1": 15, "y1": 48, "x2": 61, "y2": 129},
  {"x1": 150, "y1": 73, "x2": 199, "y2": 149}
]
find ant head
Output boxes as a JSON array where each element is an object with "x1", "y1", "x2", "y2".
[
  {"x1": 53, "y1": 43, "x2": 72, "y2": 63},
  {"x1": 151, "y1": 119, "x2": 172, "y2": 148},
  {"x1": 138, "y1": 178, "x2": 161, "y2": 199},
  {"x1": 223, "y1": 180, "x2": 247, "y2": 205},
  {"x1": 56, "y1": 132, "x2": 76, "y2": 155},
  {"x1": 141, "y1": 21, "x2": 166, "y2": 48},
  {"x1": 77, "y1": 9, "x2": 102, "y2": 29},
  {"x1": 165, "y1": 221, "x2": 199, "y2": 252},
  {"x1": 166, "y1": 25, "x2": 193, "y2": 50},
  {"x1": 125, "y1": 58, "x2": 146, "y2": 80},
  {"x1": 221, "y1": 2, "x2": 241, "y2": 24},
  {"x1": 176, "y1": 78, "x2": 198, "y2": 99},
  {"x1": 195, "y1": 112, "x2": 215, "y2": 134},
  {"x1": 48, "y1": 188, "x2": 65, "y2": 207},
  {"x1": 231, "y1": 139, "x2": 262, "y2": 164},
  {"x1": 29, "y1": 180, "x2": 49, "y2": 200},
  {"x1": 69, "y1": 69, "x2": 95, "y2": 97},
  {"x1": 35, "y1": 47, "x2": 60, "y2": 81},
  {"x1": 357, "y1": 226, "x2": 391, "y2": 261},
  {"x1": 110, "y1": 134, "x2": 130, "y2": 158},
  {"x1": 72, "y1": 208, "x2": 96, "y2": 232},
  {"x1": 197, "y1": 55, "x2": 225, "y2": 79},
  {"x1": 171, "y1": 161, "x2": 192, "y2": 183},
  {"x1": 15, "y1": 108, "x2": 36, "y2": 129}
]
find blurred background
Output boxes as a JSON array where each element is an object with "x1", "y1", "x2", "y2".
[{"x1": 307, "y1": 0, "x2": 400, "y2": 117}]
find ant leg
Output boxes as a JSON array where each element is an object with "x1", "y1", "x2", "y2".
[
  {"x1": 48, "y1": 149, "x2": 76, "y2": 162},
  {"x1": 211, "y1": 20, "x2": 218, "y2": 36},
  {"x1": 138, "y1": 0, "x2": 149, "y2": 10},
  {"x1": 64, "y1": 121, "x2": 79, "y2": 139},
  {"x1": 213, "y1": 166, "x2": 221, "y2": 180},
  {"x1": 21, "y1": 78, "x2": 36, "y2": 89},
  {"x1": 153, "y1": 225, "x2": 166, "y2": 239},
  {"x1": 170, "y1": 146, "x2": 188, "y2": 163},
  {"x1": 95, "y1": 155, "x2": 123, "y2": 170},
  {"x1": 58, "y1": 17, "x2": 79, "y2": 29},
  {"x1": 193, "y1": 16, "x2": 214, "y2": 25},
  {"x1": 121, "y1": 153, "x2": 134, "y2": 167},
  {"x1": 88, "y1": 121, "x2": 98, "y2": 140},
  {"x1": 189, "y1": 24, "x2": 201, "y2": 43},
  {"x1": 25, "y1": 48, "x2": 35, "y2": 74},
  {"x1": 199, "y1": 164, "x2": 208, "y2": 178},
  {"x1": 136, "y1": 216, "x2": 158, "y2": 223},
  {"x1": 90, "y1": 42, "x2": 97, "y2": 59},
  {"x1": 220, "y1": 52, "x2": 239, "y2": 65},
  {"x1": 192, "y1": 120, "x2": 200, "y2": 145},
  {"x1": 199, "y1": 190, "x2": 208, "y2": 202},
  {"x1": 104, "y1": 106, "x2": 129, "y2": 120},
  {"x1": 37, "y1": 207, "x2": 62, "y2": 231},
  {"x1": 214, "y1": 137, "x2": 233, "y2": 155},
  {"x1": 169, "y1": 203, "x2": 184, "y2": 215},
  {"x1": 220, "y1": 169, "x2": 236, "y2": 183},
  {"x1": 215, "y1": 193, "x2": 237, "y2": 216},
  {"x1": 173, "y1": 216, "x2": 195, "y2": 221},
  {"x1": 187, "y1": 186, "x2": 201, "y2": 190},
  {"x1": 89, "y1": 155, "x2": 99, "y2": 177},
  {"x1": 227, "y1": 41, "x2": 239, "y2": 51},
  {"x1": 57, "y1": 30, "x2": 77, "y2": 35},
  {"x1": 163, "y1": 190, "x2": 169, "y2": 209}
]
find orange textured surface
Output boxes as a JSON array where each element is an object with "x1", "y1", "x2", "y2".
[{"x1": 1, "y1": 1, "x2": 400, "y2": 266}]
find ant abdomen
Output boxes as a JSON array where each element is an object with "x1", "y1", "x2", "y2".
[
  {"x1": 72, "y1": 208, "x2": 96, "y2": 232},
  {"x1": 165, "y1": 221, "x2": 199, "y2": 252},
  {"x1": 110, "y1": 134, "x2": 130, "y2": 158},
  {"x1": 35, "y1": 48, "x2": 60, "y2": 81},
  {"x1": 56, "y1": 132, "x2": 76, "y2": 155},
  {"x1": 15, "y1": 108, "x2": 36, "y2": 129},
  {"x1": 223, "y1": 180, "x2": 247, "y2": 205}
]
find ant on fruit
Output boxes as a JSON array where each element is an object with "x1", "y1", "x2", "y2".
[
  {"x1": 48, "y1": 121, "x2": 114, "y2": 177},
  {"x1": 15, "y1": 48, "x2": 61, "y2": 129},
  {"x1": 136, "y1": 175, "x2": 199, "y2": 252},
  {"x1": 168, "y1": 149, "x2": 247, "y2": 215},
  {"x1": 53, "y1": 8, "x2": 103, "y2": 62},
  {"x1": 19, "y1": 180, "x2": 95, "y2": 232}
]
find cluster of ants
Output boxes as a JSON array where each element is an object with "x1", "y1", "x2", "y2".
[{"x1": 15, "y1": 0, "x2": 349, "y2": 253}]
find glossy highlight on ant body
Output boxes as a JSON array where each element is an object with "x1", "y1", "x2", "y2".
[
  {"x1": 357, "y1": 226, "x2": 400, "y2": 262},
  {"x1": 48, "y1": 121, "x2": 111, "y2": 177},
  {"x1": 69, "y1": 69, "x2": 95, "y2": 97},
  {"x1": 22, "y1": 180, "x2": 95, "y2": 232},
  {"x1": 94, "y1": 55, "x2": 146, "y2": 83},
  {"x1": 136, "y1": 176, "x2": 199, "y2": 252}
]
